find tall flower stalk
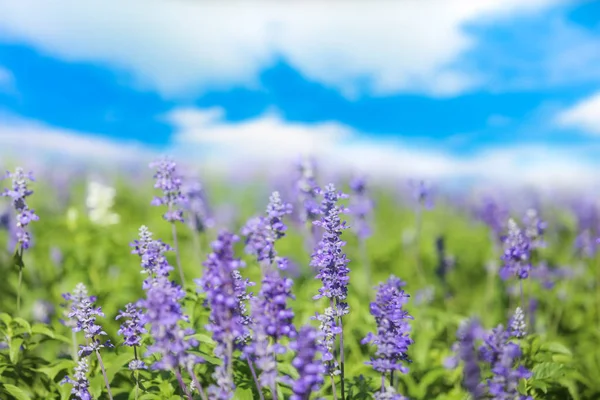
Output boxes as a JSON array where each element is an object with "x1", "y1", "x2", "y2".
[
  {"x1": 131, "y1": 226, "x2": 205, "y2": 400},
  {"x1": 150, "y1": 157, "x2": 186, "y2": 285},
  {"x1": 287, "y1": 326, "x2": 325, "y2": 400},
  {"x1": 116, "y1": 303, "x2": 147, "y2": 399},
  {"x1": 2, "y1": 168, "x2": 39, "y2": 313},
  {"x1": 408, "y1": 179, "x2": 432, "y2": 283},
  {"x1": 349, "y1": 176, "x2": 374, "y2": 287},
  {"x1": 197, "y1": 231, "x2": 253, "y2": 399},
  {"x1": 312, "y1": 184, "x2": 350, "y2": 400},
  {"x1": 295, "y1": 157, "x2": 321, "y2": 252},
  {"x1": 63, "y1": 283, "x2": 114, "y2": 400},
  {"x1": 362, "y1": 276, "x2": 413, "y2": 398}
]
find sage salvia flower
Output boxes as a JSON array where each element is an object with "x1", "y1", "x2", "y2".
[
  {"x1": 477, "y1": 196, "x2": 508, "y2": 245},
  {"x1": 116, "y1": 302, "x2": 146, "y2": 347},
  {"x1": 131, "y1": 226, "x2": 173, "y2": 287},
  {"x1": 1, "y1": 167, "x2": 39, "y2": 250},
  {"x1": 446, "y1": 319, "x2": 485, "y2": 399},
  {"x1": 523, "y1": 208, "x2": 546, "y2": 249},
  {"x1": 141, "y1": 276, "x2": 201, "y2": 370},
  {"x1": 349, "y1": 176, "x2": 374, "y2": 240},
  {"x1": 312, "y1": 184, "x2": 350, "y2": 312},
  {"x1": 295, "y1": 157, "x2": 321, "y2": 225},
  {"x1": 500, "y1": 219, "x2": 531, "y2": 280},
  {"x1": 61, "y1": 358, "x2": 92, "y2": 400},
  {"x1": 183, "y1": 180, "x2": 214, "y2": 233},
  {"x1": 246, "y1": 271, "x2": 296, "y2": 390},
  {"x1": 312, "y1": 307, "x2": 341, "y2": 375},
  {"x1": 408, "y1": 179, "x2": 433, "y2": 209},
  {"x1": 197, "y1": 231, "x2": 252, "y2": 399},
  {"x1": 509, "y1": 307, "x2": 526, "y2": 338},
  {"x1": 362, "y1": 276, "x2": 413, "y2": 377},
  {"x1": 242, "y1": 191, "x2": 292, "y2": 270},
  {"x1": 65, "y1": 283, "x2": 112, "y2": 357},
  {"x1": 150, "y1": 157, "x2": 185, "y2": 223},
  {"x1": 479, "y1": 325, "x2": 532, "y2": 400},
  {"x1": 288, "y1": 326, "x2": 325, "y2": 400}
]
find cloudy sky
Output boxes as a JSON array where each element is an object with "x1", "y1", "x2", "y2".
[{"x1": 0, "y1": 0, "x2": 599, "y2": 187}]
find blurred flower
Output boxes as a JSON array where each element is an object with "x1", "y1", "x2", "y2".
[
  {"x1": 509, "y1": 307, "x2": 526, "y2": 338},
  {"x1": 50, "y1": 246, "x2": 63, "y2": 267},
  {"x1": 522, "y1": 208, "x2": 546, "y2": 249},
  {"x1": 408, "y1": 179, "x2": 433, "y2": 209},
  {"x1": 349, "y1": 175, "x2": 374, "y2": 240},
  {"x1": 182, "y1": 180, "x2": 214, "y2": 233},
  {"x1": 446, "y1": 319, "x2": 485, "y2": 399},
  {"x1": 32, "y1": 300, "x2": 54, "y2": 324},
  {"x1": 500, "y1": 219, "x2": 531, "y2": 280},
  {"x1": 86, "y1": 181, "x2": 120, "y2": 226}
]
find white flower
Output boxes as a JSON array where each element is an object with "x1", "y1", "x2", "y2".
[{"x1": 86, "y1": 181, "x2": 120, "y2": 226}]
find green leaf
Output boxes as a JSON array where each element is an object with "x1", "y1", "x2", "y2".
[
  {"x1": 31, "y1": 324, "x2": 55, "y2": 338},
  {"x1": 35, "y1": 359, "x2": 74, "y2": 380},
  {"x1": 233, "y1": 386, "x2": 254, "y2": 400},
  {"x1": 542, "y1": 342, "x2": 572, "y2": 356},
  {"x1": 9, "y1": 338, "x2": 24, "y2": 364},
  {"x1": 529, "y1": 379, "x2": 548, "y2": 393},
  {"x1": 2, "y1": 384, "x2": 31, "y2": 400},
  {"x1": 532, "y1": 362, "x2": 565, "y2": 381},
  {"x1": 12, "y1": 318, "x2": 32, "y2": 335},
  {"x1": 0, "y1": 313, "x2": 12, "y2": 327},
  {"x1": 103, "y1": 352, "x2": 134, "y2": 384}
]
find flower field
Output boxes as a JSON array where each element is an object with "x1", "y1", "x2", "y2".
[{"x1": 0, "y1": 159, "x2": 598, "y2": 400}]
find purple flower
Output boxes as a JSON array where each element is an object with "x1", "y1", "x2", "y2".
[
  {"x1": 349, "y1": 176, "x2": 374, "y2": 240},
  {"x1": 131, "y1": 226, "x2": 173, "y2": 287},
  {"x1": 522, "y1": 209, "x2": 546, "y2": 249},
  {"x1": 140, "y1": 276, "x2": 200, "y2": 370},
  {"x1": 64, "y1": 283, "x2": 112, "y2": 357},
  {"x1": 450, "y1": 320, "x2": 485, "y2": 399},
  {"x1": 197, "y1": 231, "x2": 252, "y2": 399},
  {"x1": 476, "y1": 196, "x2": 508, "y2": 244},
  {"x1": 288, "y1": 326, "x2": 325, "y2": 400},
  {"x1": 312, "y1": 184, "x2": 350, "y2": 309},
  {"x1": 500, "y1": 219, "x2": 531, "y2": 280},
  {"x1": 362, "y1": 276, "x2": 413, "y2": 375},
  {"x1": 295, "y1": 157, "x2": 320, "y2": 225},
  {"x1": 312, "y1": 307, "x2": 341, "y2": 374},
  {"x1": 182, "y1": 180, "x2": 214, "y2": 233},
  {"x1": 61, "y1": 358, "x2": 92, "y2": 400},
  {"x1": 1, "y1": 167, "x2": 39, "y2": 250},
  {"x1": 246, "y1": 270, "x2": 296, "y2": 389},
  {"x1": 242, "y1": 191, "x2": 292, "y2": 270},
  {"x1": 479, "y1": 325, "x2": 532, "y2": 400},
  {"x1": 509, "y1": 307, "x2": 526, "y2": 338},
  {"x1": 150, "y1": 157, "x2": 185, "y2": 223},
  {"x1": 408, "y1": 179, "x2": 433, "y2": 209},
  {"x1": 116, "y1": 302, "x2": 146, "y2": 347}
]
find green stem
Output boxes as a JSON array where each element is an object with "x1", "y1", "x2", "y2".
[
  {"x1": 247, "y1": 359, "x2": 265, "y2": 400},
  {"x1": 171, "y1": 222, "x2": 185, "y2": 286},
  {"x1": 71, "y1": 331, "x2": 78, "y2": 362},
  {"x1": 95, "y1": 349, "x2": 114, "y2": 400},
  {"x1": 16, "y1": 267, "x2": 22, "y2": 314}
]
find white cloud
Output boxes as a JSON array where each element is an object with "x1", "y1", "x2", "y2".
[
  {"x1": 0, "y1": 0, "x2": 560, "y2": 97},
  {"x1": 556, "y1": 91, "x2": 600, "y2": 135},
  {"x1": 0, "y1": 117, "x2": 155, "y2": 162},
  {"x1": 169, "y1": 107, "x2": 597, "y2": 189}
]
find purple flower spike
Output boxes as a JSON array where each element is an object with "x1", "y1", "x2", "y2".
[
  {"x1": 183, "y1": 180, "x2": 214, "y2": 233},
  {"x1": 453, "y1": 319, "x2": 485, "y2": 399},
  {"x1": 1, "y1": 167, "x2": 39, "y2": 250},
  {"x1": 362, "y1": 276, "x2": 413, "y2": 375},
  {"x1": 150, "y1": 157, "x2": 186, "y2": 223},
  {"x1": 500, "y1": 219, "x2": 531, "y2": 280},
  {"x1": 349, "y1": 176, "x2": 374, "y2": 240},
  {"x1": 479, "y1": 325, "x2": 532, "y2": 400},
  {"x1": 295, "y1": 157, "x2": 321, "y2": 225},
  {"x1": 116, "y1": 302, "x2": 146, "y2": 347},
  {"x1": 197, "y1": 231, "x2": 254, "y2": 398},
  {"x1": 242, "y1": 191, "x2": 292, "y2": 270},
  {"x1": 408, "y1": 179, "x2": 433, "y2": 209},
  {"x1": 141, "y1": 276, "x2": 201, "y2": 370},
  {"x1": 64, "y1": 283, "x2": 112, "y2": 357},
  {"x1": 246, "y1": 270, "x2": 296, "y2": 389},
  {"x1": 61, "y1": 358, "x2": 92, "y2": 400},
  {"x1": 312, "y1": 184, "x2": 350, "y2": 310},
  {"x1": 288, "y1": 326, "x2": 325, "y2": 400}
]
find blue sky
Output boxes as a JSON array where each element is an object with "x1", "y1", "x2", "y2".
[{"x1": 0, "y1": 0, "x2": 599, "y2": 187}]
